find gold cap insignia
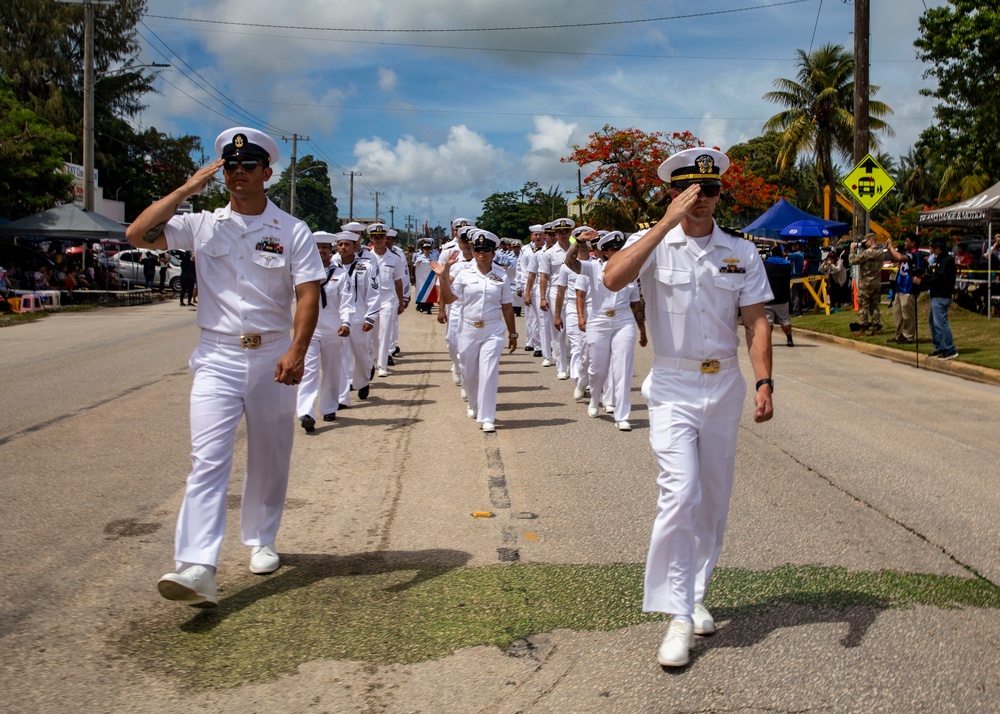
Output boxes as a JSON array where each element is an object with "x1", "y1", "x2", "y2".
[
  {"x1": 696, "y1": 154, "x2": 715, "y2": 174},
  {"x1": 234, "y1": 134, "x2": 246, "y2": 149}
]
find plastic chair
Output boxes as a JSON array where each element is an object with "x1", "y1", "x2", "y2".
[{"x1": 18, "y1": 293, "x2": 43, "y2": 312}]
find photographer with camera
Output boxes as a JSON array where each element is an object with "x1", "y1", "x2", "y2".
[
  {"x1": 818, "y1": 246, "x2": 847, "y2": 308},
  {"x1": 884, "y1": 232, "x2": 926, "y2": 344},
  {"x1": 849, "y1": 233, "x2": 884, "y2": 337}
]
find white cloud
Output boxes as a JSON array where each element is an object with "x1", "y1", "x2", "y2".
[
  {"x1": 522, "y1": 115, "x2": 583, "y2": 187},
  {"x1": 378, "y1": 68, "x2": 397, "y2": 92}
]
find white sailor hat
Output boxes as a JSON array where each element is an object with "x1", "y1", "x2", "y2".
[
  {"x1": 551, "y1": 217, "x2": 576, "y2": 232},
  {"x1": 457, "y1": 225, "x2": 477, "y2": 240},
  {"x1": 470, "y1": 230, "x2": 500, "y2": 252},
  {"x1": 341, "y1": 221, "x2": 365, "y2": 233},
  {"x1": 386, "y1": 228, "x2": 397, "y2": 238},
  {"x1": 571, "y1": 225, "x2": 593, "y2": 238},
  {"x1": 366, "y1": 222, "x2": 388, "y2": 236},
  {"x1": 332, "y1": 230, "x2": 360, "y2": 243},
  {"x1": 597, "y1": 231, "x2": 626, "y2": 250},
  {"x1": 529, "y1": 224, "x2": 545, "y2": 233},
  {"x1": 214, "y1": 127, "x2": 279, "y2": 165},
  {"x1": 451, "y1": 217, "x2": 472, "y2": 229},
  {"x1": 657, "y1": 147, "x2": 730, "y2": 184},
  {"x1": 313, "y1": 230, "x2": 337, "y2": 245}
]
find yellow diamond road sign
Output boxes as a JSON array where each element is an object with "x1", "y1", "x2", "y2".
[{"x1": 842, "y1": 153, "x2": 896, "y2": 212}]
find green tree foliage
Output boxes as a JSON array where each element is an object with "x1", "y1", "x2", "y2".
[
  {"x1": 915, "y1": 1, "x2": 1000, "y2": 192},
  {"x1": 0, "y1": 0, "x2": 203, "y2": 217},
  {"x1": 763, "y1": 43, "x2": 894, "y2": 210},
  {"x1": 477, "y1": 182, "x2": 568, "y2": 241},
  {"x1": 0, "y1": 77, "x2": 75, "y2": 219},
  {"x1": 266, "y1": 156, "x2": 339, "y2": 232}
]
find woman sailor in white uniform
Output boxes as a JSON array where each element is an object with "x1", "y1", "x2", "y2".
[
  {"x1": 433, "y1": 230, "x2": 517, "y2": 433},
  {"x1": 565, "y1": 230, "x2": 647, "y2": 431}
]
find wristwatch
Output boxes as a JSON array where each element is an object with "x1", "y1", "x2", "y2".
[
  {"x1": 755, "y1": 378, "x2": 774, "y2": 392},
  {"x1": 509, "y1": 332, "x2": 519, "y2": 338}
]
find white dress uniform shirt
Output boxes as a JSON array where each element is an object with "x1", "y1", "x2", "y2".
[
  {"x1": 334, "y1": 252, "x2": 380, "y2": 405},
  {"x1": 539, "y1": 244, "x2": 569, "y2": 371}
]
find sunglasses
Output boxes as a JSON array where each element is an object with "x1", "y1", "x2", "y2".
[
  {"x1": 473, "y1": 247, "x2": 494, "y2": 253},
  {"x1": 223, "y1": 159, "x2": 262, "y2": 172},
  {"x1": 674, "y1": 183, "x2": 721, "y2": 197}
]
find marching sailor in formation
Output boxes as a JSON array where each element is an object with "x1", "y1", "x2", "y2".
[
  {"x1": 438, "y1": 223, "x2": 476, "y2": 385},
  {"x1": 296, "y1": 231, "x2": 355, "y2": 432},
  {"x1": 433, "y1": 229, "x2": 518, "y2": 433},
  {"x1": 603, "y1": 147, "x2": 774, "y2": 668},
  {"x1": 524, "y1": 222, "x2": 556, "y2": 363},
  {"x1": 538, "y1": 218, "x2": 575, "y2": 378},
  {"x1": 517, "y1": 225, "x2": 546, "y2": 354},
  {"x1": 555, "y1": 225, "x2": 593, "y2": 389},
  {"x1": 367, "y1": 222, "x2": 407, "y2": 377},
  {"x1": 566, "y1": 229, "x2": 646, "y2": 431},
  {"x1": 386, "y1": 228, "x2": 410, "y2": 357},
  {"x1": 334, "y1": 230, "x2": 380, "y2": 406},
  {"x1": 412, "y1": 239, "x2": 437, "y2": 314},
  {"x1": 125, "y1": 126, "x2": 325, "y2": 606}
]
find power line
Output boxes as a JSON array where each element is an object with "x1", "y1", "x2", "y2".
[{"x1": 146, "y1": 1, "x2": 811, "y2": 34}]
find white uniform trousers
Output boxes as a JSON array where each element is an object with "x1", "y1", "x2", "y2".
[
  {"x1": 297, "y1": 331, "x2": 346, "y2": 419},
  {"x1": 339, "y1": 324, "x2": 372, "y2": 406},
  {"x1": 389, "y1": 304, "x2": 400, "y2": 351},
  {"x1": 640, "y1": 362, "x2": 746, "y2": 616},
  {"x1": 457, "y1": 321, "x2": 505, "y2": 424},
  {"x1": 175, "y1": 335, "x2": 295, "y2": 569},
  {"x1": 374, "y1": 299, "x2": 398, "y2": 370},
  {"x1": 565, "y1": 307, "x2": 586, "y2": 381},
  {"x1": 536, "y1": 286, "x2": 553, "y2": 360},
  {"x1": 524, "y1": 288, "x2": 540, "y2": 348},
  {"x1": 445, "y1": 305, "x2": 463, "y2": 381},
  {"x1": 546, "y1": 286, "x2": 569, "y2": 372},
  {"x1": 586, "y1": 316, "x2": 636, "y2": 422}
]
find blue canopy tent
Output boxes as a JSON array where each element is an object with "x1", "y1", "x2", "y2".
[{"x1": 741, "y1": 198, "x2": 849, "y2": 240}]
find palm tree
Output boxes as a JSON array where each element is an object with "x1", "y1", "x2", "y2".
[{"x1": 763, "y1": 44, "x2": 894, "y2": 210}]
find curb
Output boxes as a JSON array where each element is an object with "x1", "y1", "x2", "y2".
[{"x1": 795, "y1": 328, "x2": 1000, "y2": 387}]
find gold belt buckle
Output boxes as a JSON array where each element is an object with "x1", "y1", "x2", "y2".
[
  {"x1": 473, "y1": 320, "x2": 485, "y2": 328},
  {"x1": 240, "y1": 334, "x2": 263, "y2": 349},
  {"x1": 700, "y1": 359, "x2": 720, "y2": 374},
  {"x1": 604, "y1": 309, "x2": 616, "y2": 317}
]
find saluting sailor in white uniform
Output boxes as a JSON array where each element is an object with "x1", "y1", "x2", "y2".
[
  {"x1": 124, "y1": 127, "x2": 325, "y2": 607},
  {"x1": 296, "y1": 231, "x2": 354, "y2": 432},
  {"x1": 538, "y1": 218, "x2": 574, "y2": 377},
  {"x1": 433, "y1": 230, "x2": 517, "y2": 433},
  {"x1": 334, "y1": 231, "x2": 380, "y2": 406},
  {"x1": 603, "y1": 147, "x2": 774, "y2": 668},
  {"x1": 566, "y1": 230, "x2": 646, "y2": 431}
]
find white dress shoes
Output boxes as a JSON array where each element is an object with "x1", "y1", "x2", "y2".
[
  {"x1": 467, "y1": 407, "x2": 476, "y2": 419},
  {"x1": 541, "y1": 358, "x2": 552, "y2": 367},
  {"x1": 378, "y1": 368, "x2": 389, "y2": 378},
  {"x1": 481, "y1": 420, "x2": 496, "y2": 433},
  {"x1": 693, "y1": 602, "x2": 716, "y2": 635},
  {"x1": 587, "y1": 404, "x2": 600, "y2": 418},
  {"x1": 657, "y1": 619, "x2": 694, "y2": 667},
  {"x1": 556, "y1": 371, "x2": 569, "y2": 380},
  {"x1": 460, "y1": 387, "x2": 468, "y2": 401},
  {"x1": 572, "y1": 386, "x2": 586, "y2": 400},
  {"x1": 157, "y1": 565, "x2": 218, "y2": 607},
  {"x1": 604, "y1": 404, "x2": 615, "y2": 414},
  {"x1": 250, "y1": 543, "x2": 280, "y2": 574},
  {"x1": 616, "y1": 420, "x2": 631, "y2": 431}
]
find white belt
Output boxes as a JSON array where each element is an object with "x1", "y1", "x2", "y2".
[
  {"x1": 653, "y1": 355, "x2": 739, "y2": 373},
  {"x1": 463, "y1": 317, "x2": 502, "y2": 329},
  {"x1": 201, "y1": 329, "x2": 287, "y2": 349}
]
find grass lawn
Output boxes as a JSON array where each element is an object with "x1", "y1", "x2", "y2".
[
  {"x1": 0, "y1": 302, "x2": 98, "y2": 328},
  {"x1": 793, "y1": 295, "x2": 1000, "y2": 371}
]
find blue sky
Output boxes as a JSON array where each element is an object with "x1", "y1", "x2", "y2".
[{"x1": 134, "y1": 0, "x2": 942, "y2": 229}]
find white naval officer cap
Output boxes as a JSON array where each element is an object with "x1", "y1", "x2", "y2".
[
  {"x1": 571, "y1": 225, "x2": 593, "y2": 238},
  {"x1": 214, "y1": 127, "x2": 280, "y2": 165},
  {"x1": 366, "y1": 222, "x2": 388, "y2": 236},
  {"x1": 312, "y1": 230, "x2": 337, "y2": 245},
  {"x1": 341, "y1": 221, "x2": 365, "y2": 233},
  {"x1": 451, "y1": 217, "x2": 472, "y2": 229},
  {"x1": 550, "y1": 217, "x2": 576, "y2": 231},
  {"x1": 386, "y1": 228, "x2": 398, "y2": 238},
  {"x1": 457, "y1": 225, "x2": 477, "y2": 241},
  {"x1": 657, "y1": 147, "x2": 730, "y2": 184},
  {"x1": 470, "y1": 229, "x2": 500, "y2": 252},
  {"x1": 597, "y1": 231, "x2": 626, "y2": 250}
]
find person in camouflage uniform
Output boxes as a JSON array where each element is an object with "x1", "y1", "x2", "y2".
[{"x1": 850, "y1": 233, "x2": 884, "y2": 336}]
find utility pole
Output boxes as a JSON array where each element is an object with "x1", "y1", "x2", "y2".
[
  {"x1": 58, "y1": 0, "x2": 112, "y2": 211},
  {"x1": 371, "y1": 191, "x2": 383, "y2": 222},
  {"x1": 853, "y1": 0, "x2": 870, "y2": 241},
  {"x1": 389, "y1": 205, "x2": 397, "y2": 228},
  {"x1": 342, "y1": 171, "x2": 359, "y2": 221},
  {"x1": 281, "y1": 133, "x2": 309, "y2": 217},
  {"x1": 577, "y1": 168, "x2": 584, "y2": 223}
]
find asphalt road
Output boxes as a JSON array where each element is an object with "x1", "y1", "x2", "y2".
[{"x1": 1, "y1": 302, "x2": 997, "y2": 713}]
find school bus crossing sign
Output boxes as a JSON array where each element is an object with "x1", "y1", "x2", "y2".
[{"x1": 842, "y1": 153, "x2": 896, "y2": 212}]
